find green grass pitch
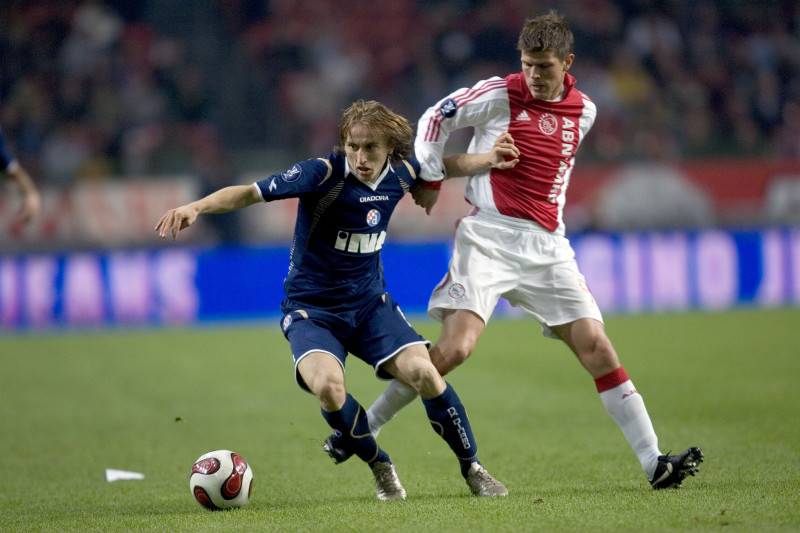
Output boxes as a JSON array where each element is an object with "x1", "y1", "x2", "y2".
[{"x1": 2, "y1": 308, "x2": 799, "y2": 532}]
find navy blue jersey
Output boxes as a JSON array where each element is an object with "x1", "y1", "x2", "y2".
[{"x1": 254, "y1": 152, "x2": 420, "y2": 311}]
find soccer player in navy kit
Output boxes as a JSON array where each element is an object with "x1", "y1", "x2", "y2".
[
  {"x1": 326, "y1": 13, "x2": 703, "y2": 491},
  {"x1": 1, "y1": 128, "x2": 40, "y2": 224},
  {"x1": 156, "y1": 100, "x2": 507, "y2": 499}
]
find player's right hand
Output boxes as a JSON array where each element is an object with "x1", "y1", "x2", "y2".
[
  {"x1": 411, "y1": 183, "x2": 440, "y2": 215},
  {"x1": 155, "y1": 205, "x2": 197, "y2": 241},
  {"x1": 490, "y1": 132, "x2": 520, "y2": 169}
]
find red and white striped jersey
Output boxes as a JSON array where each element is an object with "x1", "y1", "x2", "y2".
[{"x1": 415, "y1": 72, "x2": 596, "y2": 235}]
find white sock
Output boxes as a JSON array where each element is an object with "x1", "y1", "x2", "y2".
[
  {"x1": 599, "y1": 380, "x2": 662, "y2": 479},
  {"x1": 366, "y1": 379, "x2": 418, "y2": 438}
]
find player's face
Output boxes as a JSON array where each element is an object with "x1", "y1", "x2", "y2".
[
  {"x1": 521, "y1": 50, "x2": 574, "y2": 101},
  {"x1": 345, "y1": 123, "x2": 390, "y2": 183}
]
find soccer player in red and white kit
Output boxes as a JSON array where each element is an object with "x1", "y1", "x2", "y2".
[{"x1": 325, "y1": 11, "x2": 703, "y2": 490}]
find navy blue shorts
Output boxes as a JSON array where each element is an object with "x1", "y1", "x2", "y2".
[{"x1": 279, "y1": 292, "x2": 430, "y2": 392}]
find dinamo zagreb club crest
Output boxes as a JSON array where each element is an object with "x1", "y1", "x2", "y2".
[{"x1": 366, "y1": 209, "x2": 380, "y2": 227}]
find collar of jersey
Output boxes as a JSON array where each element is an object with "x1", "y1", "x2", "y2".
[{"x1": 344, "y1": 158, "x2": 391, "y2": 191}]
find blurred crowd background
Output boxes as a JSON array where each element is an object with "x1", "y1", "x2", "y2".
[{"x1": 2, "y1": 0, "x2": 800, "y2": 239}]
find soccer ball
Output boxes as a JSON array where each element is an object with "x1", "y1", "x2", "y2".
[{"x1": 189, "y1": 450, "x2": 253, "y2": 510}]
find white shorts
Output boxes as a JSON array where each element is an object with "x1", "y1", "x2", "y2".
[{"x1": 428, "y1": 209, "x2": 603, "y2": 338}]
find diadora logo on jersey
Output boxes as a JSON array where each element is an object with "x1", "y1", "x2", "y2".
[
  {"x1": 335, "y1": 230, "x2": 387, "y2": 253},
  {"x1": 516, "y1": 110, "x2": 531, "y2": 121},
  {"x1": 439, "y1": 98, "x2": 458, "y2": 118},
  {"x1": 366, "y1": 209, "x2": 380, "y2": 227},
  {"x1": 282, "y1": 164, "x2": 302, "y2": 182},
  {"x1": 269, "y1": 178, "x2": 277, "y2": 191},
  {"x1": 538, "y1": 113, "x2": 558, "y2": 135},
  {"x1": 359, "y1": 195, "x2": 390, "y2": 203}
]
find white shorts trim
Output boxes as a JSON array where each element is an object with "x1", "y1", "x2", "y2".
[
  {"x1": 374, "y1": 339, "x2": 431, "y2": 380},
  {"x1": 294, "y1": 349, "x2": 342, "y2": 393}
]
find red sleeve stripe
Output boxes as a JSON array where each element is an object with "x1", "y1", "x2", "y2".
[{"x1": 423, "y1": 79, "x2": 507, "y2": 142}]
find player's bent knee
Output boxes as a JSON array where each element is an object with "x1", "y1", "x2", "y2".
[
  {"x1": 312, "y1": 380, "x2": 347, "y2": 410},
  {"x1": 405, "y1": 364, "x2": 444, "y2": 398}
]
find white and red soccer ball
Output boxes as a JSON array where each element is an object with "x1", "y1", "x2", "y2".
[{"x1": 190, "y1": 450, "x2": 253, "y2": 510}]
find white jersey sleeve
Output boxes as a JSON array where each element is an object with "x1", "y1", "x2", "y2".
[{"x1": 414, "y1": 77, "x2": 510, "y2": 182}]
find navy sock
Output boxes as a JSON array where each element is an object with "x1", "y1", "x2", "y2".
[
  {"x1": 422, "y1": 382, "x2": 479, "y2": 478},
  {"x1": 321, "y1": 393, "x2": 390, "y2": 466}
]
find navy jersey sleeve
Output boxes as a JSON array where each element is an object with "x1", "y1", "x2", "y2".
[
  {"x1": 253, "y1": 156, "x2": 337, "y2": 201},
  {"x1": 404, "y1": 157, "x2": 421, "y2": 186}
]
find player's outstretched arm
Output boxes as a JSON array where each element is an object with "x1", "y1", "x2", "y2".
[
  {"x1": 443, "y1": 132, "x2": 520, "y2": 178},
  {"x1": 155, "y1": 184, "x2": 260, "y2": 241}
]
